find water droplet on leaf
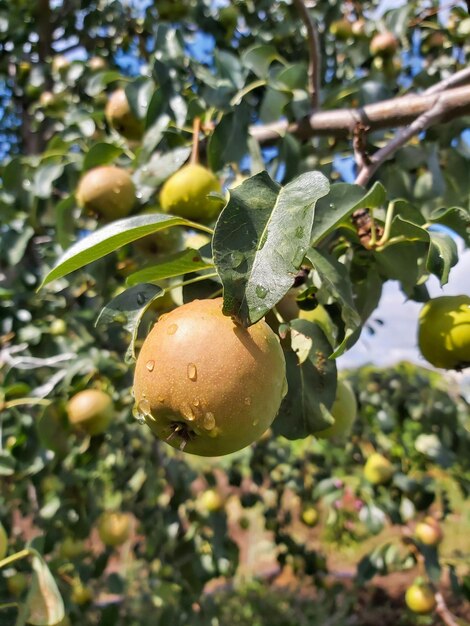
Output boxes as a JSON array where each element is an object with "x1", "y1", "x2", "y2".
[
  {"x1": 295, "y1": 226, "x2": 304, "y2": 238},
  {"x1": 255, "y1": 285, "x2": 267, "y2": 299},
  {"x1": 137, "y1": 292, "x2": 146, "y2": 305}
]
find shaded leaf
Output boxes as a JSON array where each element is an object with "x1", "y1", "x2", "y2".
[
  {"x1": 272, "y1": 319, "x2": 337, "y2": 440},
  {"x1": 311, "y1": 181, "x2": 386, "y2": 245},
  {"x1": 96, "y1": 283, "x2": 164, "y2": 362},
  {"x1": 306, "y1": 248, "x2": 361, "y2": 358},
  {"x1": 126, "y1": 248, "x2": 214, "y2": 286},
  {"x1": 83, "y1": 143, "x2": 123, "y2": 171},
  {"x1": 24, "y1": 554, "x2": 65, "y2": 626},
  {"x1": 426, "y1": 231, "x2": 458, "y2": 286}
]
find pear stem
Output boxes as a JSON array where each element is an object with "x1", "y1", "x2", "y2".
[{"x1": 190, "y1": 117, "x2": 201, "y2": 165}]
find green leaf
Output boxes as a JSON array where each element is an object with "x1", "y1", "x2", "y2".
[
  {"x1": 213, "y1": 170, "x2": 329, "y2": 326},
  {"x1": 272, "y1": 319, "x2": 337, "y2": 440},
  {"x1": 311, "y1": 181, "x2": 386, "y2": 245},
  {"x1": 55, "y1": 195, "x2": 77, "y2": 249},
  {"x1": 24, "y1": 554, "x2": 65, "y2": 626},
  {"x1": 33, "y1": 160, "x2": 64, "y2": 199},
  {"x1": 242, "y1": 44, "x2": 282, "y2": 78},
  {"x1": 207, "y1": 104, "x2": 250, "y2": 171},
  {"x1": 429, "y1": 206, "x2": 470, "y2": 245},
  {"x1": 39, "y1": 214, "x2": 199, "y2": 288},
  {"x1": 305, "y1": 248, "x2": 361, "y2": 358},
  {"x1": 83, "y1": 143, "x2": 124, "y2": 171},
  {"x1": 96, "y1": 284, "x2": 164, "y2": 362},
  {"x1": 374, "y1": 216, "x2": 430, "y2": 292},
  {"x1": 426, "y1": 231, "x2": 458, "y2": 286},
  {"x1": 134, "y1": 146, "x2": 191, "y2": 190},
  {"x1": 85, "y1": 70, "x2": 122, "y2": 97},
  {"x1": 126, "y1": 248, "x2": 214, "y2": 286},
  {"x1": 125, "y1": 78, "x2": 155, "y2": 120}
]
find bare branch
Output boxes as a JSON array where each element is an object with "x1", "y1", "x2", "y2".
[
  {"x1": 425, "y1": 66, "x2": 470, "y2": 94},
  {"x1": 434, "y1": 591, "x2": 460, "y2": 626},
  {"x1": 354, "y1": 93, "x2": 447, "y2": 186},
  {"x1": 250, "y1": 84, "x2": 470, "y2": 143},
  {"x1": 292, "y1": 0, "x2": 321, "y2": 109}
]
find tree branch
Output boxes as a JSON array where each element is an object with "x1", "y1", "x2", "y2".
[
  {"x1": 354, "y1": 92, "x2": 447, "y2": 186},
  {"x1": 434, "y1": 591, "x2": 460, "y2": 626},
  {"x1": 425, "y1": 66, "x2": 470, "y2": 94},
  {"x1": 250, "y1": 84, "x2": 470, "y2": 143},
  {"x1": 292, "y1": 0, "x2": 321, "y2": 109}
]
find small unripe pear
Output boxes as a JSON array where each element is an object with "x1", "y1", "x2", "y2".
[
  {"x1": 98, "y1": 511, "x2": 132, "y2": 547},
  {"x1": 405, "y1": 582, "x2": 436, "y2": 614},
  {"x1": 370, "y1": 32, "x2": 398, "y2": 57},
  {"x1": 105, "y1": 88, "x2": 144, "y2": 141},
  {"x1": 418, "y1": 295, "x2": 470, "y2": 370},
  {"x1": 415, "y1": 517, "x2": 443, "y2": 546},
  {"x1": 315, "y1": 380, "x2": 357, "y2": 439},
  {"x1": 76, "y1": 166, "x2": 135, "y2": 220},
  {"x1": 66, "y1": 389, "x2": 113, "y2": 436},
  {"x1": 160, "y1": 164, "x2": 223, "y2": 222},
  {"x1": 363, "y1": 453, "x2": 393, "y2": 485}
]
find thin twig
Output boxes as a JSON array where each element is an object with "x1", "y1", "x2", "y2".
[
  {"x1": 434, "y1": 591, "x2": 460, "y2": 626},
  {"x1": 292, "y1": 0, "x2": 321, "y2": 109},
  {"x1": 425, "y1": 66, "x2": 470, "y2": 94},
  {"x1": 354, "y1": 93, "x2": 447, "y2": 186},
  {"x1": 352, "y1": 122, "x2": 370, "y2": 170},
  {"x1": 190, "y1": 117, "x2": 201, "y2": 165}
]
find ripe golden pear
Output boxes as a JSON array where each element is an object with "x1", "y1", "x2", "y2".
[
  {"x1": 159, "y1": 164, "x2": 223, "y2": 222},
  {"x1": 363, "y1": 453, "x2": 393, "y2": 485},
  {"x1": 405, "y1": 582, "x2": 436, "y2": 614},
  {"x1": 105, "y1": 88, "x2": 144, "y2": 141},
  {"x1": 97, "y1": 511, "x2": 132, "y2": 547},
  {"x1": 66, "y1": 389, "x2": 113, "y2": 436},
  {"x1": 133, "y1": 298, "x2": 287, "y2": 456},
  {"x1": 315, "y1": 380, "x2": 357, "y2": 439},
  {"x1": 76, "y1": 166, "x2": 135, "y2": 220},
  {"x1": 418, "y1": 295, "x2": 470, "y2": 370}
]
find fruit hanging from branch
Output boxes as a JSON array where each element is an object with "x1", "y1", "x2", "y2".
[
  {"x1": 66, "y1": 389, "x2": 113, "y2": 436},
  {"x1": 105, "y1": 88, "x2": 144, "y2": 141},
  {"x1": 76, "y1": 166, "x2": 136, "y2": 221},
  {"x1": 418, "y1": 295, "x2": 470, "y2": 370},
  {"x1": 133, "y1": 298, "x2": 287, "y2": 456}
]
